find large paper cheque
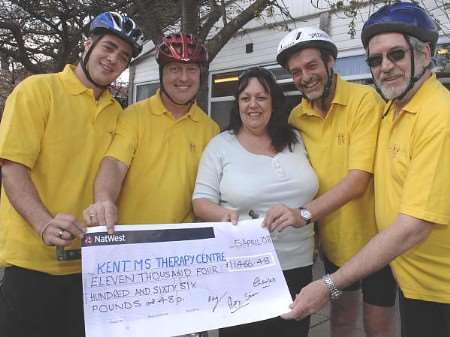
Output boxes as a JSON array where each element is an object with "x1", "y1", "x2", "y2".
[{"x1": 81, "y1": 219, "x2": 292, "y2": 337}]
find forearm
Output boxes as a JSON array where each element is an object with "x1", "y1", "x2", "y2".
[
  {"x1": 280, "y1": 215, "x2": 432, "y2": 322},
  {"x1": 305, "y1": 169, "x2": 371, "y2": 222},
  {"x1": 1, "y1": 160, "x2": 52, "y2": 233},
  {"x1": 94, "y1": 157, "x2": 128, "y2": 203},
  {"x1": 332, "y1": 214, "x2": 432, "y2": 289},
  {"x1": 193, "y1": 198, "x2": 229, "y2": 221}
]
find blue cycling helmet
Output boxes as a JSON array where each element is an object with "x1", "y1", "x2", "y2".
[
  {"x1": 361, "y1": 2, "x2": 438, "y2": 54},
  {"x1": 88, "y1": 11, "x2": 144, "y2": 58}
]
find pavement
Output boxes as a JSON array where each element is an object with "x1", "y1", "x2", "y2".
[
  {"x1": 208, "y1": 259, "x2": 401, "y2": 337},
  {"x1": 307, "y1": 259, "x2": 401, "y2": 337}
]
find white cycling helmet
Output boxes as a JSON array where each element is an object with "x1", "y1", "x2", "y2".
[{"x1": 276, "y1": 27, "x2": 337, "y2": 68}]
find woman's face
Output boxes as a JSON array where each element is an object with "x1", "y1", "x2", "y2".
[{"x1": 238, "y1": 77, "x2": 272, "y2": 135}]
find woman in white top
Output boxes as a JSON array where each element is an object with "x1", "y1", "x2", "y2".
[{"x1": 193, "y1": 67, "x2": 318, "y2": 337}]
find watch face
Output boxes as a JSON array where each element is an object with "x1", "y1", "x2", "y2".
[{"x1": 300, "y1": 208, "x2": 312, "y2": 220}]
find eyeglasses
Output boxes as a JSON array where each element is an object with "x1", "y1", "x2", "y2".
[{"x1": 366, "y1": 48, "x2": 409, "y2": 68}]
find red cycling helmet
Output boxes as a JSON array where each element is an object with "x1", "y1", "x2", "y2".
[{"x1": 156, "y1": 33, "x2": 208, "y2": 67}]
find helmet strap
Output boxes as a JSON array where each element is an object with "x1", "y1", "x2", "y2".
[
  {"x1": 314, "y1": 51, "x2": 334, "y2": 111},
  {"x1": 80, "y1": 35, "x2": 109, "y2": 90},
  {"x1": 321, "y1": 67, "x2": 334, "y2": 108},
  {"x1": 371, "y1": 34, "x2": 431, "y2": 102},
  {"x1": 158, "y1": 65, "x2": 198, "y2": 107},
  {"x1": 395, "y1": 35, "x2": 431, "y2": 101}
]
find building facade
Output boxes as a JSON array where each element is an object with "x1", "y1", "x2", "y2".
[{"x1": 129, "y1": 0, "x2": 450, "y2": 129}]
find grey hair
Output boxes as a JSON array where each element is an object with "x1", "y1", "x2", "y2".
[
  {"x1": 407, "y1": 35, "x2": 431, "y2": 54},
  {"x1": 408, "y1": 35, "x2": 434, "y2": 73}
]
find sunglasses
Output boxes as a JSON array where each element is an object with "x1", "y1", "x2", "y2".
[{"x1": 366, "y1": 48, "x2": 409, "y2": 68}]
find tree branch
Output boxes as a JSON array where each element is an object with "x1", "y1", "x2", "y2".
[{"x1": 206, "y1": 0, "x2": 272, "y2": 61}]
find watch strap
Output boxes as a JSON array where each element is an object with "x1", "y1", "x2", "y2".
[{"x1": 322, "y1": 274, "x2": 343, "y2": 301}]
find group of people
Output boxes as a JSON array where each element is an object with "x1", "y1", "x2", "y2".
[{"x1": 0, "y1": 2, "x2": 448, "y2": 337}]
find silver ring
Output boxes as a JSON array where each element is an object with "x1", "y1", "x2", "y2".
[
  {"x1": 58, "y1": 230, "x2": 64, "y2": 239},
  {"x1": 89, "y1": 213, "x2": 96, "y2": 219}
]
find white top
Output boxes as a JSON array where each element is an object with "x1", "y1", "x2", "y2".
[{"x1": 193, "y1": 131, "x2": 319, "y2": 270}]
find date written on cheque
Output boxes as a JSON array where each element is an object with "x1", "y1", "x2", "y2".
[{"x1": 225, "y1": 253, "x2": 274, "y2": 272}]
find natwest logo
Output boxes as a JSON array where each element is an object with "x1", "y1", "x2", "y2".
[{"x1": 94, "y1": 233, "x2": 126, "y2": 244}]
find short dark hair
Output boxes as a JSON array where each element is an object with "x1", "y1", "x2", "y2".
[{"x1": 227, "y1": 67, "x2": 298, "y2": 152}]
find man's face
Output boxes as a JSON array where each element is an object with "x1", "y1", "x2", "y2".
[
  {"x1": 162, "y1": 62, "x2": 201, "y2": 104},
  {"x1": 287, "y1": 48, "x2": 334, "y2": 101},
  {"x1": 84, "y1": 34, "x2": 132, "y2": 86},
  {"x1": 367, "y1": 33, "x2": 420, "y2": 100}
]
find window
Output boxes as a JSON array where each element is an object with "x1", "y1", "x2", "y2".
[
  {"x1": 435, "y1": 43, "x2": 450, "y2": 74},
  {"x1": 135, "y1": 82, "x2": 160, "y2": 102}
]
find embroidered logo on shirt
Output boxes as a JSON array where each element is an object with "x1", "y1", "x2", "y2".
[
  {"x1": 391, "y1": 144, "x2": 401, "y2": 158},
  {"x1": 337, "y1": 133, "x2": 345, "y2": 145}
]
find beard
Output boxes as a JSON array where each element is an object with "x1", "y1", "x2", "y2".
[
  {"x1": 374, "y1": 70, "x2": 410, "y2": 100},
  {"x1": 298, "y1": 75, "x2": 326, "y2": 101},
  {"x1": 374, "y1": 56, "x2": 428, "y2": 100}
]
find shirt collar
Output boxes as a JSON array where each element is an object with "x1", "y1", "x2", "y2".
[
  {"x1": 150, "y1": 89, "x2": 201, "y2": 122},
  {"x1": 400, "y1": 73, "x2": 438, "y2": 115},
  {"x1": 59, "y1": 64, "x2": 114, "y2": 101},
  {"x1": 298, "y1": 74, "x2": 347, "y2": 117},
  {"x1": 331, "y1": 74, "x2": 350, "y2": 106}
]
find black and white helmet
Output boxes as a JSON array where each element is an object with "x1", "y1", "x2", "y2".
[{"x1": 277, "y1": 27, "x2": 337, "y2": 68}]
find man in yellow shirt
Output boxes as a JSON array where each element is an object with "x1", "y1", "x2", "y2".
[
  {"x1": 84, "y1": 32, "x2": 219, "y2": 230},
  {"x1": 265, "y1": 27, "x2": 396, "y2": 337},
  {"x1": 0, "y1": 12, "x2": 143, "y2": 337},
  {"x1": 283, "y1": 3, "x2": 450, "y2": 337}
]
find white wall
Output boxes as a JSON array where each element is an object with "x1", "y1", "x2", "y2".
[
  {"x1": 131, "y1": 1, "x2": 325, "y2": 84},
  {"x1": 131, "y1": 0, "x2": 450, "y2": 89},
  {"x1": 133, "y1": 54, "x2": 159, "y2": 84},
  {"x1": 209, "y1": 16, "x2": 322, "y2": 72}
]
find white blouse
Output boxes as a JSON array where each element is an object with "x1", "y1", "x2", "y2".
[{"x1": 193, "y1": 131, "x2": 319, "y2": 270}]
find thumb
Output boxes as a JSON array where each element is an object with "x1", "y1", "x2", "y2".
[{"x1": 230, "y1": 212, "x2": 239, "y2": 225}]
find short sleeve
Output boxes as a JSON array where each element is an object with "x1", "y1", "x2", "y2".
[
  {"x1": 0, "y1": 79, "x2": 48, "y2": 168},
  {"x1": 192, "y1": 136, "x2": 224, "y2": 203},
  {"x1": 105, "y1": 106, "x2": 139, "y2": 166},
  {"x1": 400, "y1": 116, "x2": 450, "y2": 225},
  {"x1": 348, "y1": 90, "x2": 383, "y2": 173}
]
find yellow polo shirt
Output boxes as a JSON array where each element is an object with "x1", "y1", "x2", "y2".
[
  {"x1": 375, "y1": 75, "x2": 450, "y2": 303},
  {"x1": 289, "y1": 75, "x2": 383, "y2": 266},
  {"x1": 107, "y1": 90, "x2": 219, "y2": 224},
  {"x1": 0, "y1": 65, "x2": 121, "y2": 275}
]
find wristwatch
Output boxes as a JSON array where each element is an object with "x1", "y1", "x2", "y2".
[
  {"x1": 322, "y1": 274, "x2": 343, "y2": 301},
  {"x1": 298, "y1": 207, "x2": 312, "y2": 225}
]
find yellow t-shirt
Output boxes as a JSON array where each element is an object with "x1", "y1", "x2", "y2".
[
  {"x1": 289, "y1": 75, "x2": 383, "y2": 266},
  {"x1": 107, "y1": 90, "x2": 219, "y2": 224},
  {"x1": 375, "y1": 74, "x2": 450, "y2": 303},
  {"x1": 0, "y1": 65, "x2": 121, "y2": 275}
]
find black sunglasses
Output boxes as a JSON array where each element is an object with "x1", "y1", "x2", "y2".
[{"x1": 366, "y1": 48, "x2": 409, "y2": 68}]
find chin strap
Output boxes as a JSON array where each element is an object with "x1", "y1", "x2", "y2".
[
  {"x1": 371, "y1": 34, "x2": 432, "y2": 102},
  {"x1": 320, "y1": 67, "x2": 334, "y2": 109},
  {"x1": 393, "y1": 35, "x2": 431, "y2": 102},
  {"x1": 158, "y1": 67, "x2": 196, "y2": 107},
  {"x1": 304, "y1": 53, "x2": 334, "y2": 110},
  {"x1": 80, "y1": 35, "x2": 109, "y2": 90}
]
